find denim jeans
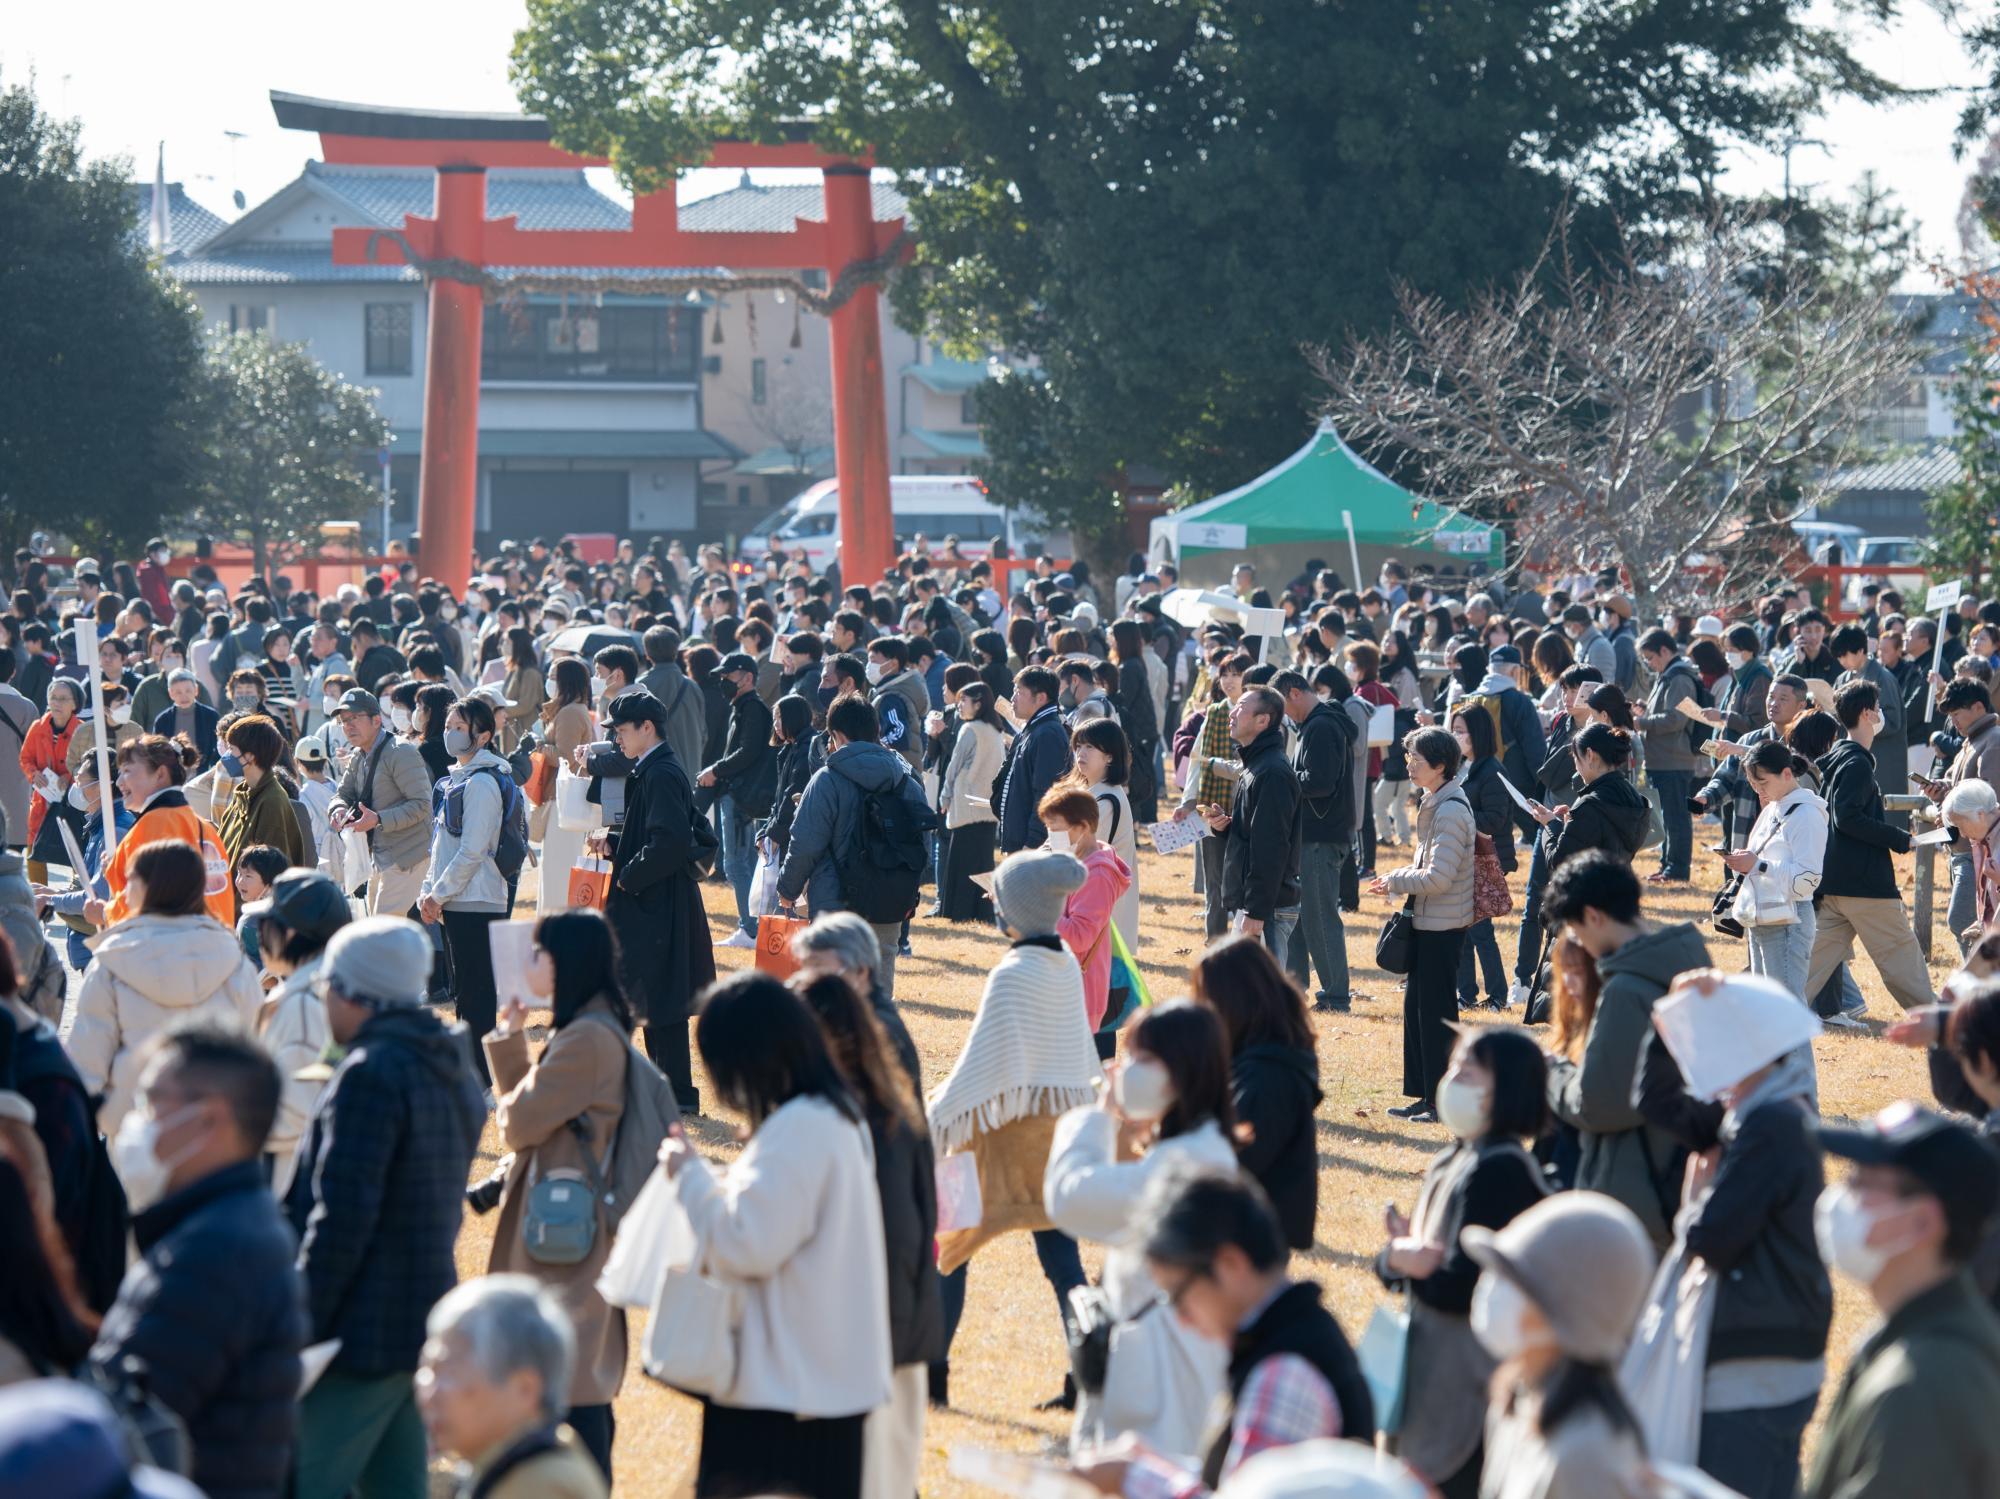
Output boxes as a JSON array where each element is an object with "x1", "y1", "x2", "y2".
[
  {"x1": 1296, "y1": 841, "x2": 1351, "y2": 1005},
  {"x1": 1652, "y1": 769, "x2": 1694, "y2": 879},
  {"x1": 1456, "y1": 917, "x2": 1506, "y2": 1006},
  {"x1": 1697, "y1": 1394, "x2": 1816, "y2": 1499},
  {"x1": 936, "y1": 1227, "x2": 1086, "y2": 1360},
  {"x1": 719, "y1": 792, "x2": 758, "y2": 936},
  {"x1": 1198, "y1": 834, "x2": 1229, "y2": 939},
  {"x1": 1262, "y1": 905, "x2": 1301, "y2": 973},
  {"x1": 1949, "y1": 849, "x2": 1977, "y2": 954},
  {"x1": 1746, "y1": 901, "x2": 1817, "y2": 1002},
  {"x1": 1514, "y1": 833, "x2": 1551, "y2": 984}
]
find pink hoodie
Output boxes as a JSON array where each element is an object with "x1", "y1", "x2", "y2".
[{"x1": 1059, "y1": 843, "x2": 1134, "y2": 1030}]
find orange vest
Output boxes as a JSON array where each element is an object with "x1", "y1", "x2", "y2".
[{"x1": 104, "y1": 796, "x2": 235, "y2": 926}]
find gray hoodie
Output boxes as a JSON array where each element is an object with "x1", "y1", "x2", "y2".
[{"x1": 420, "y1": 747, "x2": 514, "y2": 913}]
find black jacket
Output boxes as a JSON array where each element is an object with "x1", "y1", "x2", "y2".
[
  {"x1": 287, "y1": 1006, "x2": 483, "y2": 1378},
  {"x1": 758, "y1": 736, "x2": 815, "y2": 853},
  {"x1": 353, "y1": 643, "x2": 407, "y2": 695},
  {"x1": 706, "y1": 687, "x2": 777, "y2": 816},
  {"x1": 1534, "y1": 715, "x2": 1577, "y2": 799},
  {"x1": 1232, "y1": 1043, "x2": 1322, "y2": 1250},
  {"x1": 152, "y1": 701, "x2": 220, "y2": 770},
  {"x1": 1222, "y1": 724, "x2": 1302, "y2": 921},
  {"x1": 1376, "y1": 1138, "x2": 1547, "y2": 1316},
  {"x1": 1462, "y1": 755, "x2": 1517, "y2": 872},
  {"x1": 1201, "y1": 1282, "x2": 1373, "y2": 1488},
  {"x1": 1546, "y1": 768, "x2": 1651, "y2": 870},
  {"x1": 97, "y1": 1161, "x2": 308, "y2": 1499},
  {"x1": 1818, "y1": 738, "x2": 1910, "y2": 900},
  {"x1": 605, "y1": 742, "x2": 717, "y2": 1028},
  {"x1": 998, "y1": 705, "x2": 1072, "y2": 853},
  {"x1": 867, "y1": 984, "x2": 946, "y2": 1367},
  {"x1": 1292, "y1": 700, "x2": 1356, "y2": 844}
]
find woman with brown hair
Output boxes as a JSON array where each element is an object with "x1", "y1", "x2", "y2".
[
  {"x1": 216, "y1": 715, "x2": 306, "y2": 904},
  {"x1": 96, "y1": 734, "x2": 234, "y2": 927},
  {"x1": 498, "y1": 626, "x2": 546, "y2": 753},
  {"x1": 1191, "y1": 934, "x2": 1322, "y2": 1253},
  {"x1": 534, "y1": 657, "x2": 597, "y2": 914}
]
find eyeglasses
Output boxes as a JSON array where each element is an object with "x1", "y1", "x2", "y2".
[{"x1": 1163, "y1": 1265, "x2": 1212, "y2": 1312}]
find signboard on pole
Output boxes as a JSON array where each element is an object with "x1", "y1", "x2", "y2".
[
  {"x1": 1929, "y1": 580, "x2": 1964, "y2": 680},
  {"x1": 71, "y1": 615, "x2": 120, "y2": 874}
]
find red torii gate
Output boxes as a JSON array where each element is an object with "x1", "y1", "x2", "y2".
[{"x1": 270, "y1": 91, "x2": 902, "y2": 594}]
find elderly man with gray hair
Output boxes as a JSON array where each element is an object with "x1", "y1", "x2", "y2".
[
  {"x1": 415, "y1": 1275, "x2": 607, "y2": 1498},
  {"x1": 793, "y1": 912, "x2": 922, "y2": 1080},
  {"x1": 1943, "y1": 779, "x2": 2000, "y2": 948},
  {"x1": 287, "y1": 916, "x2": 485, "y2": 1499}
]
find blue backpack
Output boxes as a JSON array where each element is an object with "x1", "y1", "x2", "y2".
[{"x1": 435, "y1": 765, "x2": 530, "y2": 882}]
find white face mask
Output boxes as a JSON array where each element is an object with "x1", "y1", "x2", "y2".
[
  {"x1": 865, "y1": 660, "x2": 887, "y2": 685},
  {"x1": 591, "y1": 675, "x2": 608, "y2": 701},
  {"x1": 161, "y1": 656, "x2": 183, "y2": 674},
  {"x1": 109, "y1": 706, "x2": 131, "y2": 727},
  {"x1": 1815, "y1": 1183, "x2": 1911, "y2": 1285},
  {"x1": 110, "y1": 1104, "x2": 201, "y2": 1213},
  {"x1": 390, "y1": 706, "x2": 414, "y2": 733},
  {"x1": 1470, "y1": 1272, "x2": 1544, "y2": 1361},
  {"x1": 66, "y1": 780, "x2": 91, "y2": 811},
  {"x1": 1435, "y1": 1074, "x2": 1490, "y2": 1141},
  {"x1": 1114, "y1": 1058, "x2": 1176, "y2": 1123},
  {"x1": 321, "y1": 695, "x2": 340, "y2": 718},
  {"x1": 1725, "y1": 651, "x2": 1749, "y2": 670}
]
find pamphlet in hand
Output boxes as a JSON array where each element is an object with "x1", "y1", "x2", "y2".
[
  {"x1": 487, "y1": 919, "x2": 538, "y2": 1015},
  {"x1": 1912, "y1": 827, "x2": 1955, "y2": 847},
  {"x1": 1147, "y1": 817, "x2": 1210, "y2": 855}
]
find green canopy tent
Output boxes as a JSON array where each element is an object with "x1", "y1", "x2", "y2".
[{"x1": 1148, "y1": 420, "x2": 1502, "y2": 590}]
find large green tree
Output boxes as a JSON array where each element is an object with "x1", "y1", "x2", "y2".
[
  {"x1": 0, "y1": 76, "x2": 207, "y2": 558},
  {"x1": 187, "y1": 333, "x2": 389, "y2": 577},
  {"x1": 512, "y1": 0, "x2": 1901, "y2": 547}
]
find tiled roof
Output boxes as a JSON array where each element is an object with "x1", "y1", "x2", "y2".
[
  {"x1": 909, "y1": 428, "x2": 987, "y2": 459},
  {"x1": 1825, "y1": 446, "x2": 1962, "y2": 494},
  {"x1": 735, "y1": 443, "x2": 834, "y2": 477},
  {"x1": 306, "y1": 162, "x2": 634, "y2": 232},
  {"x1": 676, "y1": 180, "x2": 907, "y2": 234},
  {"x1": 174, "y1": 246, "x2": 719, "y2": 286},
  {"x1": 902, "y1": 358, "x2": 990, "y2": 394},
  {"x1": 127, "y1": 182, "x2": 230, "y2": 255}
]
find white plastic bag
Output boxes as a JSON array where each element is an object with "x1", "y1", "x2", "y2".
[
  {"x1": 935, "y1": 1151, "x2": 983, "y2": 1233},
  {"x1": 596, "y1": 1170, "x2": 680, "y2": 1311},
  {"x1": 1619, "y1": 1243, "x2": 1717, "y2": 1466},
  {"x1": 748, "y1": 839, "x2": 782, "y2": 918},
  {"x1": 555, "y1": 762, "x2": 597, "y2": 833}
]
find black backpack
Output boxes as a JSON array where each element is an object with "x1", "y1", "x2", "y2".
[
  {"x1": 436, "y1": 764, "x2": 531, "y2": 882},
  {"x1": 834, "y1": 767, "x2": 938, "y2": 924}
]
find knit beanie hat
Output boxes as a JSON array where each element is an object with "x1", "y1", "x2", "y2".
[
  {"x1": 1462, "y1": 1191, "x2": 1655, "y2": 1363},
  {"x1": 991, "y1": 847, "x2": 1087, "y2": 938}
]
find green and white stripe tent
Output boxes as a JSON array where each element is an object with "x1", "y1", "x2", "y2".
[{"x1": 1148, "y1": 419, "x2": 1503, "y2": 588}]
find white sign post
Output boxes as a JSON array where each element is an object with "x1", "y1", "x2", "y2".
[
  {"x1": 1928, "y1": 580, "x2": 1963, "y2": 681},
  {"x1": 1341, "y1": 509, "x2": 1363, "y2": 594},
  {"x1": 71, "y1": 615, "x2": 120, "y2": 874}
]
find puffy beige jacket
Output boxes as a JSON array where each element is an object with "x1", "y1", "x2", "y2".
[
  {"x1": 63, "y1": 913, "x2": 263, "y2": 1136},
  {"x1": 1383, "y1": 777, "x2": 1477, "y2": 930},
  {"x1": 257, "y1": 954, "x2": 333, "y2": 1198}
]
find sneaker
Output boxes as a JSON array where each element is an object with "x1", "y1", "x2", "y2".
[
  {"x1": 1313, "y1": 994, "x2": 1351, "y2": 1014},
  {"x1": 1484, "y1": 996, "x2": 1510, "y2": 1011},
  {"x1": 926, "y1": 902, "x2": 944, "y2": 918},
  {"x1": 1387, "y1": 1101, "x2": 1428, "y2": 1119},
  {"x1": 1507, "y1": 980, "x2": 1530, "y2": 1009},
  {"x1": 719, "y1": 928, "x2": 757, "y2": 950},
  {"x1": 1404, "y1": 1108, "x2": 1439, "y2": 1124},
  {"x1": 1824, "y1": 1009, "x2": 1870, "y2": 1031},
  {"x1": 898, "y1": 939, "x2": 913, "y2": 958}
]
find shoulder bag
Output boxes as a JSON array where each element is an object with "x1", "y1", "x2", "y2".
[
  {"x1": 1471, "y1": 832, "x2": 1514, "y2": 922},
  {"x1": 521, "y1": 1117, "x2": 606, "y2": 1267},
  {"x1": 1376, "y1": 898, "x2": 1416, "y2": 975}
]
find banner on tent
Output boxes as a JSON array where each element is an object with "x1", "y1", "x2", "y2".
[
  {"x1": 1180, "y1": 521, "x2": 1247, "y2": 550},
  {"x1": 1433, "y1": 525, "x2": 1497, "y2": 556}
]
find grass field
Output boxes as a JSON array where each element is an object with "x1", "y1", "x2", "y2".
[{"x1": 454, "y1": 828, "x2": 1946, "y2": 1496}]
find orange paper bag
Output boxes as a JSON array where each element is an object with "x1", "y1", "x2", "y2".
[
  {"x1": 753, "y1": 913, "x2": 806, "y2": 979},
  {"x1": 567, "y1": 856, "x2": 612, "y2": 910}
]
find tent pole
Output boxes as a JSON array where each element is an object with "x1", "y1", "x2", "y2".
[{"x1": 1342, "y1": 510, "x2": 1362, "y2": 592}]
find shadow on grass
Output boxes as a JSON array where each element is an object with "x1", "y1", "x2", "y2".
[{"x1": 1317, "y1": 1116, "x2": 1445, "y2": 1156}]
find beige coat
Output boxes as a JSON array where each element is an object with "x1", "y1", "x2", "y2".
[
  {"x1": 256, "y1": 955, "x2": 332, "y2": 1199},
  {"x1": 483, "y1": 1000, "x2": 628, "y2": 1407},
  {"x1": 1383, "y1": 777, "x2": 1477, "y2": 930}
]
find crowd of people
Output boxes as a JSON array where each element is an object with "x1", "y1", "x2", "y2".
[{"x1": 1, "y1": 534, "x2": 1999, "y2": 1499}]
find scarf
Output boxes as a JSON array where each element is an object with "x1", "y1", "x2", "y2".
[
  {"x1": 926, "y1": 939, "x2": 1103, "y2": 1155},
  {"x1": 1721, "y1": 1045, "x2": 1817, "y2": 1143}
]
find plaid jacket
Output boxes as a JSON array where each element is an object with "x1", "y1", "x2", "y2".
[
  {"x1": 1187, "y1": 700, "x2": 1240, "y2": 815},
  {"x1": 1699, "y1": 722, "x2": 1780, "y2": 850},
  {"x1": 286, "y1": 1005, "x2": 484, "y2": 1377}
]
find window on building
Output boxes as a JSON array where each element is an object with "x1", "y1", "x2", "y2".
[
  {"x1": 365, "y1": 304, "x2": 414, "y2": 376},
  {"x1": 228, "y1": 303, "x2": 274, "y2": 336},
  {"x1": 801, "y1": 269, "x2": 827, "y2": 291},
  {"x1": 481, "y1": 302, "x2": 701, "y2": 382},
  {"x1": 960, "y1": 392, "x2": 979, "y2": 425},
  {"x1": 736, "y1": 484, "x2": 753, "y2": 506},
  {"x1": 751, "y1": 358, "x2": 768, "y2": 405}
]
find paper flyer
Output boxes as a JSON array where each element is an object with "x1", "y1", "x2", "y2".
[
  {"x1": 1912, "y1": 827, "x2": 1955, "y2": 847},
  {"x1": 1497, "y1": 776, "x2": 1542, "y2": 817},
  {"x1": 1146, "y1": 817, "x2": 1210, "y2": 855},
  {"x1": 487, "y1": 919, "x2": 539, "y2": 1015},
  {"x1": 1674, "y1": 698, "x2": 1717, "y2": 723}
]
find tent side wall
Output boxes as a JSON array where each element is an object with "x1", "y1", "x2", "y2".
[{"x1": 1174, "y1": 536, "x2": 1502, "y2": 593}]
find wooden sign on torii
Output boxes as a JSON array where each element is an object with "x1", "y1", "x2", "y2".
[{"x1": 271, "y1": 90, "x2": 905, "y2": 593}]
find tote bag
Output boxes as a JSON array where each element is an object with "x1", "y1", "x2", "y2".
[
  {"x1": 753, "y1": 912, "x2": 807, "y2": 980},
  {"x1": 567, "y1": 856, "x2": 612, "y2": 911},
  {"x1": 637, "y1": 1186, "x2": 744, "y2": 1401},
  {"x1": 555, "y1": 763, "x2": 597, "y2": 832},
  {"x1": 1618, "y1": 1243, "x2": 1717, "y2": 1466},
  {"x1": 1471, "y1": 832, "x2": 1515, "y2": 922}
]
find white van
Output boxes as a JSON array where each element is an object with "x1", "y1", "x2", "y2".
[{"x1": 739, "y1": 474, "x2": 1064, "y2": 572}]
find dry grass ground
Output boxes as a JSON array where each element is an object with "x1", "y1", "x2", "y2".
[{"x1": 453, "y1": 826, "x2": 1947, "y2": 1496}]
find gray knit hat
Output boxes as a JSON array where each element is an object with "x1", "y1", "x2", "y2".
[
  {"x1": 991, "y1": 847, "x2": 1087, "y2": 938},
  {"x1": 1462, "y1": 1191, "x2": 1655, "y2": 1363},
  {"x1": 318, "y1": 916, "x2": 433, "y2": 1008}
]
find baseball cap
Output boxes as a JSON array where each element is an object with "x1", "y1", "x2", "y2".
[
  {"x1": 318, "y1": 916, "x2": 433, "y2": 1007},
  {"x1": 1693, "y1": 615, "x2": 1726, "y2": 640},
  {"x1": 1817, "y1": 1102, "x2": 2000, "y2": 1247},
  {"x1": 243, "y1": 869, "x2": 351, "y2": 942},
  {"x1": 1489, "y1": 644, "x2": 1523, "y2": 666},
  {"x1": 333, "y1": 688, "x2": 380, "y2": 717},
  {"x1": 0, "y1": 1380, "x2": 203, "y2": 1499},
  {"x1": 74, "y1": 558, "x2": 101, "y2": 580},
  {"x1": 718, "y1": 651, "x2": 760, "y2": 678},
  {"x1": 293, "y1": 738, "x2": 328, "y2": 767}
]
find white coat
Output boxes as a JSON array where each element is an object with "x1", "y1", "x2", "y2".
[
  {"x1": 674, "y1": 1093, "x2": 893, "y2": 1419},
  {"x1": 1044, "y1": 1106, "x2": 1239, "y2": 1462},
  {"x1": 941, "y1": 719, "x2": 1007, "y2": 830},
  {"x1": 257, "y1": 954, "x2": 332, "y2": 1198},
  {"x1": 62, "y1": 913, "x2": 263, "y2": 1137},
  {"x1": 1733, "y1": 785, "x2": 1827, "y2": 927}
]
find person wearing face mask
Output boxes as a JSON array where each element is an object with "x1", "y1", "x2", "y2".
[
  {"x1": 938, "y1": 682, "x2": 1008, "y2": 922},
  {"x1": 1037, "y1": 788, "x2": 1133, "y2": 1040},
  {"x1": 698, "y1": 652, "x2": 778, "y2": 950},
  {"x1": 1804, "y1": 1103, "x2": 2000, "y2": 1499},
  {"x1": 1043, "y1": 1001, "x2": 1242, "y2": 1458},
  {"x1": 1460, "y1": 1192, "x2": 1657, "y2": 1499},
  {"x1": 134, "y1": 537, "x2": 174, "y2": 619},
  {"x1": 417, "y1": 698, "x2": 515, "y2": 1076},
  {"x1": 1801, "y1": 680, "x2": 1936, "y2": 1023},
  {"x1": 1558, "y1": 604, "x2": 1618, "y2": 688},
  {"x1": 66, "y1": 839, "x2": 264, "y2": 1142},
  {"x1": 87, "y1": 1024, "x2": 308, "y2": 1499},
  {"x1": 575, "y1": 645, "x2": 643, "y2": 829},
  {"x1": 1374, "y1": 1028, "x2": 1550, "y2": 1497},
  {"x1": 215, "y1": 718, "x2": 306, "y2": 912},
  {"x1": 327, "y1": 688, "x2": 434, "y2": 920}
]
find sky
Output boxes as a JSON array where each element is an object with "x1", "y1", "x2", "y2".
[{"x1": 3, "y1": 0, "x2": 1990, "y2": 283}]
